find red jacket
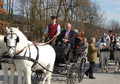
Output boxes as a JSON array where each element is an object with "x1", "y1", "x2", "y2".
[
  {"x1": 48, "y1": 23, "x2": 58, "y2": 37},
  {"x1": 109, "y1": 34, "x2": 114, "y2": 42}
]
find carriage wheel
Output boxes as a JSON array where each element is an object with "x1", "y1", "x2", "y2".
[
  {"x1": 67, "y1": 64, "x2": 77, "y2": 84},
  {"x1": 31, "y1": 70, "x2": 43, "y2": 84},
  {"x1": 78, "y1": 58, "x2": 86, "y2": 83}
]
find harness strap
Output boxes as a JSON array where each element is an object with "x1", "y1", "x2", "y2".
[
  {"x1": 15, "y1": 49, "x2": 24, "y2": 56},
  {"x1": 31, "y1": 44, "x2": 39, "y2": 68},
  {"x1": 13, "y1": 56, "x2": 53, "y2": 73},
  {"x1": 13, "y1": 44, "x2": 53, "y2": 73}
]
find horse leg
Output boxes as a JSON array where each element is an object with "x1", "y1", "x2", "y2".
[
  {"x1": 42, "y1": 64, "x2": 53, "y2": 84},
  {"x1": 101, "y1": 53, "x2": 104, "y2": 72},
  {"x1": 118, "y1": 61, "x2": 120, "y2": 73},
  {"x1": 24, "y1": 67, "x2": 32, "y2": 84},
  {"x1": 16, "y1": 67, "x2": 23, "y2": 84},
  {"x1": 1, "y1": 63, "x2": 8, "y2": 84},
  {"x1": 9, "y1": 64, "x2": 15, "y2": 84},
  {"x1": 42, "y1": 70, "x2": 48, "y2": 84},
  {"x1": 46, "y1": 65, "x2": 54, "y2": 84},
  {"x1": 114, "y1": 58, "x2": 118, "y2": 73},
  {"x1": 106, "y1": 57, "x2": 109, "y2": 72}
]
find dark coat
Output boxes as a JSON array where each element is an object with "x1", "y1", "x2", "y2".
[{"x1": 56, "y1": 30, "x2": 76, "y2": 48}]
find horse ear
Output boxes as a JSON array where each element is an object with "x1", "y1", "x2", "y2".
[
  {"x1": 17, "y1": 27, "x2": 19, "y2": 30},
  {"x1": 6, "y1": 26, "x2": 9, "y2": 31}
]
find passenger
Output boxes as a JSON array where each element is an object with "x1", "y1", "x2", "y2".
[
  {"x1": 56, "y1": 23, "x2": 76, "y2": 61},
  {"x1": 83, "y1": 38, "x2": 89, "y2": 56},
  {"x1": 85, "y1": 37, "x2": 103, "y2": 79},
  {"x1": 72, "y1": 30, "x2": 84, "y2": 61},
  {"x1": 73, "y1": 29, "x2": 78, "y2": 34},
  {"x1": 44, "y1": 16, "x2": 61, "y2": 46},
  {"x1": 74, "y1": 30, "x2": 84, "y2": 49}
]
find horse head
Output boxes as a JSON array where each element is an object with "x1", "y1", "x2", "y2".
[
  {"x1": 115, "y1": 34, "x2": 120, "y2": 49},
  {"x1": 4, "y1": 27, "x2": 28, "y2": 57},
  {"x1": 102, "y1": 33, "x2": 110, "y2": 48}
]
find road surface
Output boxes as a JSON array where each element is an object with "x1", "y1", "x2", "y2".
[{"x1": 0, "y1": 62, "x2": 120, "y2": 84}]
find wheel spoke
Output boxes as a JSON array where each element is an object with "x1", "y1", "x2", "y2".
[
  {"x1": 31, "y1": 70, "x2": 43, "y2": 84},
  {"x1": 78, "y1": 58, "x2": 86, "y2": 83}
]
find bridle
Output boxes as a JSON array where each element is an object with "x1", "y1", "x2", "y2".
[{"x1": 4, "y1": 29, "x2": 19, "y2": 55}]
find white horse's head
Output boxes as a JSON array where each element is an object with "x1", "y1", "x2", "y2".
[
  {"x1": 102, "y1": 33, "x2": 111, "y2": 49},
  {"x1": 103, "y1": 33, "x2": 110, "y2": 44},
  {"x1": 115, "y1": 34, "x2": 120, "y2": 48},
  {"x1": 4, "y1": 27, "x2": 28, "y2": 57}
]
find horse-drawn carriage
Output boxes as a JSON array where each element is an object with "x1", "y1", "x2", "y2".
[
  {"x1": 54, "y1": 46, "x2": 86, "y2": 84},
  {"x1": 31, "y1": 41, "x2": 87, "y2": 84},
  {"x1": 0, "y1": 27, "x2": 87, "y2": 84}
]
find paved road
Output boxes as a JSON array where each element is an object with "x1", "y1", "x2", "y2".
[{"x1": 0, "y1": 62, "x2": 120, "y2": 84}]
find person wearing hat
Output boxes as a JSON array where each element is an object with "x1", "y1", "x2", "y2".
[
  {"x1": 109, "y1": 30, "x2": 114, "y2": 43},
  {"x1": 44, "y1": 16, "x2": 61, "y2": 46},
  {"x1": 109, "y1": 30, "x2": 115, "y2": 60}
]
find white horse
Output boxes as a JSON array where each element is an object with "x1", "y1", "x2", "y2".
[
  {"x1": 114, "y1": 34, "x2": 120, "y2": 73},
  {"x1": 0, "y1": 35, "x2": 15, "y2": 84},
  {"x1": 100, "y1": 33, "x2": 110, "y2": 72},
  {"x1": 4, "y1": 27, "x2": 56, "y2": 84}
]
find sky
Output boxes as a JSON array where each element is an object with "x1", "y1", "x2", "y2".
[{"x1": 91, "y1": 0, "x2": 120, "y2": 23}]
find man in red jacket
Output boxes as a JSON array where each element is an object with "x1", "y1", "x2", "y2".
[
  {"x1": 109, "y1": 30, "x2": 115, "y2": 60},
  {"x1": 44, "y1": 16, "x2": 61, "y2": 46},
  {"x1": 109, "y1": 30, "x2": 114, "y2": 43}
]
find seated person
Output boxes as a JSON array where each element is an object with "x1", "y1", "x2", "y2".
[
  {"x1": 56, "y1": 23, "x2": 76, "y2": 61},
  {"x1": 74, "y1": 30, "x2": 84, "y2": 54},
  {"x1": 73, "y1": 31, "x2": 89, "y2": 61},
  {"x1": 44, "y1": 16, "x2": 61, "y2": 46}
]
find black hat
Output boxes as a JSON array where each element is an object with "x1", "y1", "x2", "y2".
[
  {"x1": 51, "y1": 16, "x2": 57, "y2": 20},
  {"x1": 109, "y1": 30, "x2": 113, "y2": 33}
]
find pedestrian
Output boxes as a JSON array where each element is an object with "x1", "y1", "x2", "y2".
[
  {"x1": 44, "y1": 16, "x2": 61, "y2": 46},
  {"x1": 85, "y1": 37, "x2": 103, "y2": 79}
]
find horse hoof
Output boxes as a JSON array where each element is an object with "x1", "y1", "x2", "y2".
[
  {"x1": 106, "y1": 71, "x2": 108, "y2": 73},
  {"x1": 114, "y1": 71, "x2": 117, "y2": 73}
]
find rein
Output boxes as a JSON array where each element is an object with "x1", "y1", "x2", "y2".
[
  {"x1": 15, "y1": 36, "x2": 56, "y2": 54},
  {"x1": 3, "y1": 34, "x2": 56, "y2": 73},
  {"x1": 13, "y1": 44, "x2": 54, "y2": 73},
  {"x1": 32, "y1": 36, "x2": 45, "y2": 43}
]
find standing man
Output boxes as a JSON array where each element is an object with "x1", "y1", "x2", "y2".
[
  {"x1": 85, "y1": 37, "x2": 103, "y2": 79},
  {"x1": 109, "y1": 30, "x2": 115, "y2": 60},
  {"x1": 109, "y1": 30, "x2": 114, "y2": 43},
  {"x1": 44, "y1": 16, "x2": 61, "y2": 46},
  {"x1": 56, "y1": 23, "x2": 76, "y2": 61}
]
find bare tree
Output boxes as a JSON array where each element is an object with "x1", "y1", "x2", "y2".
[{"x1": 108, "y1": 19, "x2": 120, "y2": 34}]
